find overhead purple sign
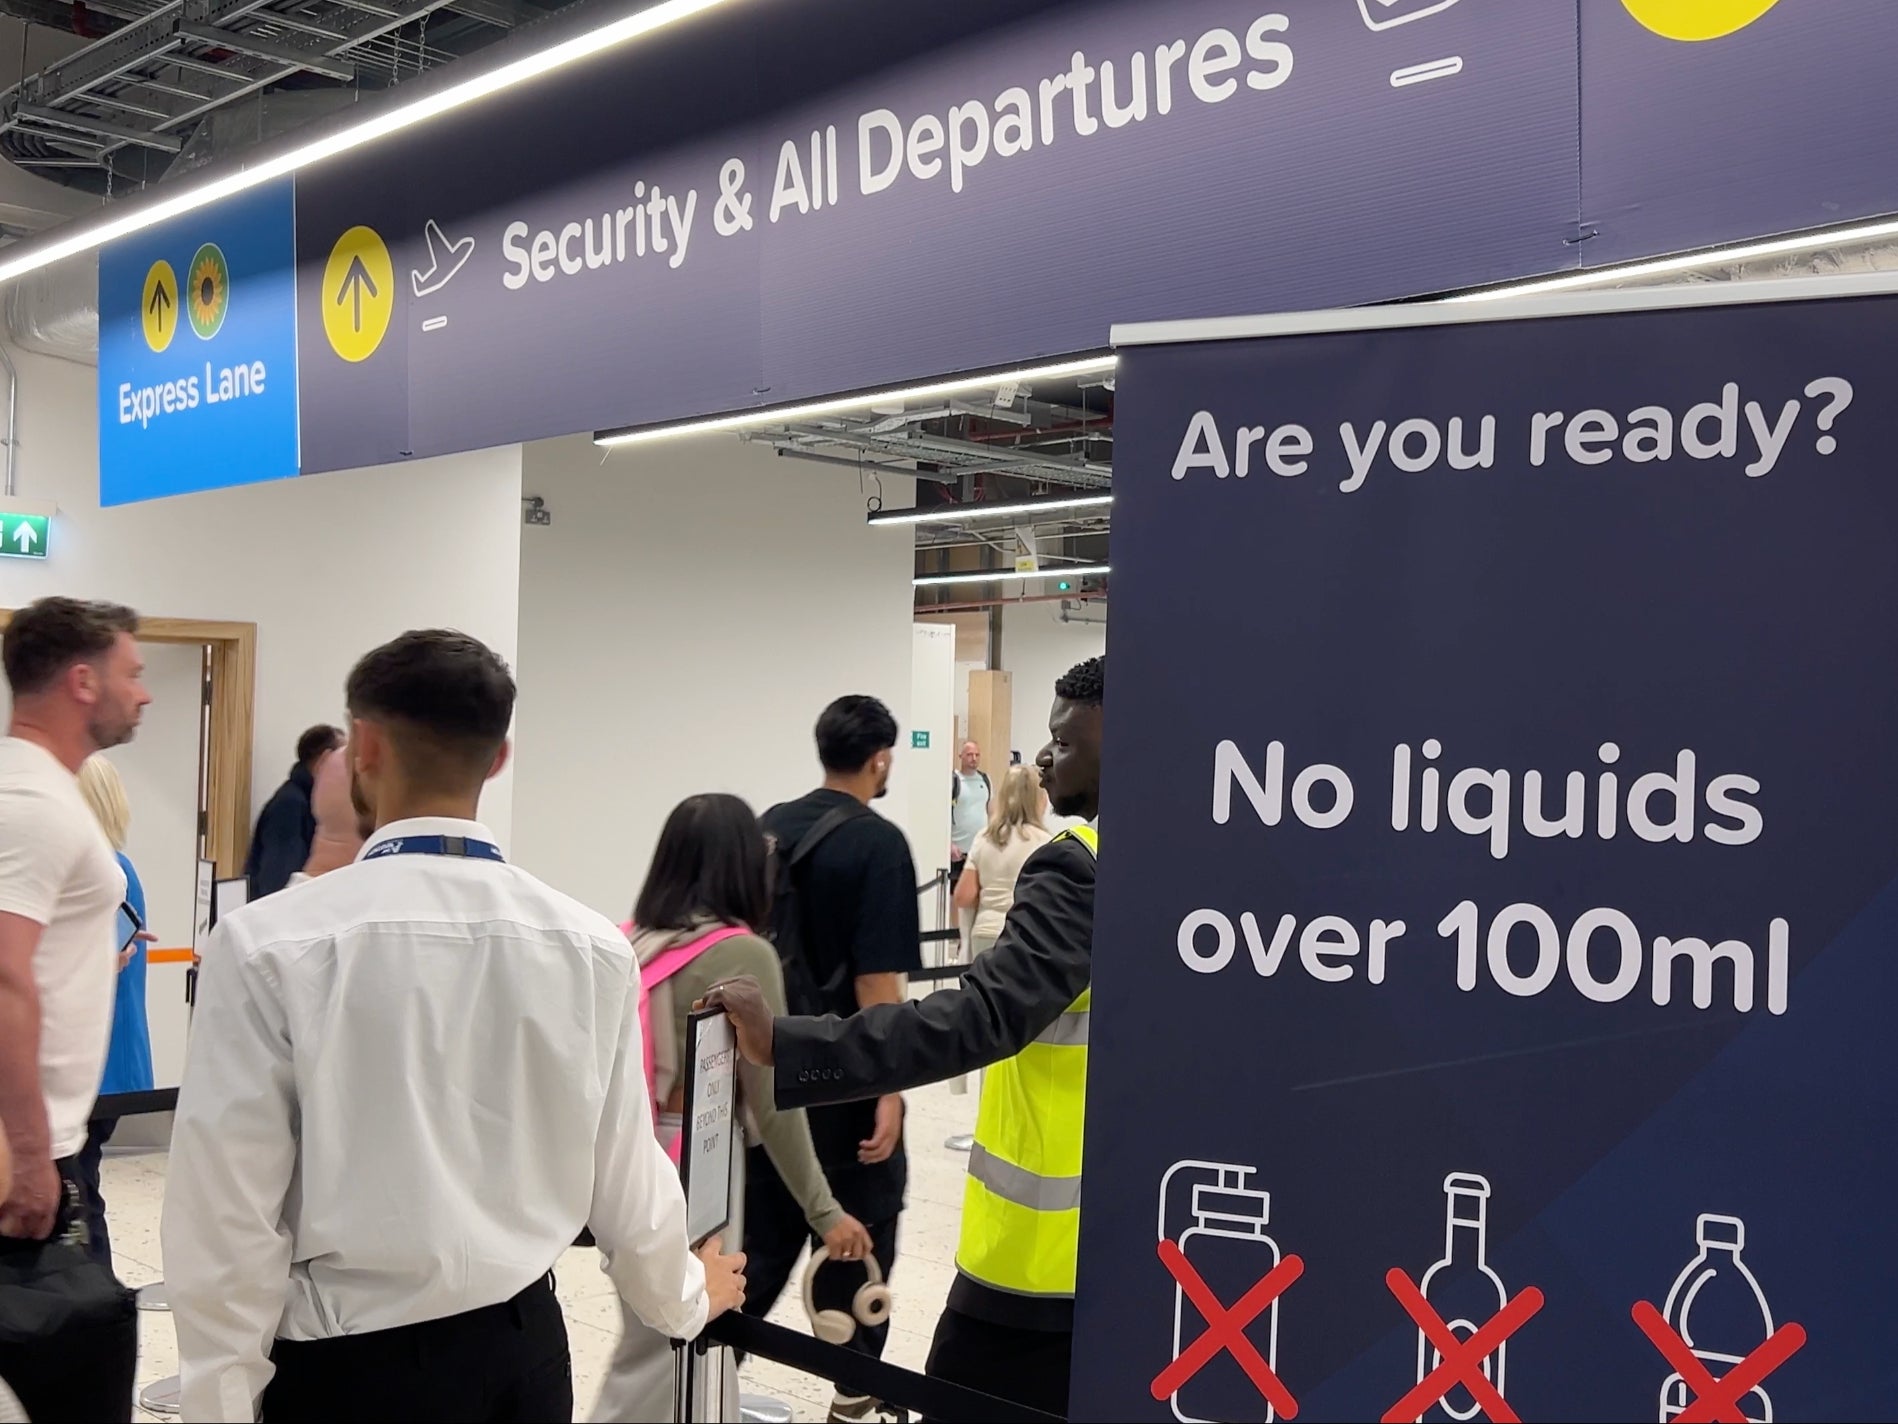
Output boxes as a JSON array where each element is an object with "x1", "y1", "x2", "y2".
[
  {"x1": 1581, "y1": 2, "x2": 1898, "y2": 266},
  {"x1": 107, "y1": 0, "x2": 1898, "y2": 490},
  {"x1": 293, "y1": 0, "x2": 1580, "y2": 472}
]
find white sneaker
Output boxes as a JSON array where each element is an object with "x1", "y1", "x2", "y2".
[{"x1": 827, "y1": 1393, "x2": 906, "y2": 1423}]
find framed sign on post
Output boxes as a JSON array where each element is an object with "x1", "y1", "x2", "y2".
[
  {"x1": 213, "y1": 877, "x2": 250, "y2": 927},
  {"x1": 1074, "y1": 275, "x2": 1898, "y2": 1421},
  {"x1": 187, "y1": 857, "x2": 216, "y2": 1008},
  {"x1": 679, "y1": 1008, "x2": 738, "y2": 1251}
]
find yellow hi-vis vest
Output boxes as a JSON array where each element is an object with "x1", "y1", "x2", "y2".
[{"x1": 956, "y1": 823, "x2": 1094, "y2": 1302}]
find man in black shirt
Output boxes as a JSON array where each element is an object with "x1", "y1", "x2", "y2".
[{"x1": 754, "y1": 695, "x2": 919, "y2": 1424}]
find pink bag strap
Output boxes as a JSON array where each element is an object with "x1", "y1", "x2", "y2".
[{"x1": 630, "y1": 923, "x2": 750, "y2": 988}]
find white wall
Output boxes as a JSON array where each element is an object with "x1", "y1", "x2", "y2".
[
  {"x1": 512, "y1": 433, "x2": 916, "y2": 919},
  {"x1": 1000, "y1": 600, "x2": 1107, "y2": 759},
  {"x1": 0, "y1": 343, "x2": 526, "y2": 848},
  {"x1": 909, "y1": 622, "x2": 956, "y2": 898}
]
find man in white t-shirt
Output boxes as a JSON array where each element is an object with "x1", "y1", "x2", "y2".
[{"x1": 0, "y1": 596, "x2": 148, "y2": 1423}]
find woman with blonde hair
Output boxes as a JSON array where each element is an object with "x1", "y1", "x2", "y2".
[
  {"x1": 952, "y1": 763, "x2": 1052, "y2": 957},
  {"x1": 72, "y1": 754, "x2": 153, "y2": 1270}
]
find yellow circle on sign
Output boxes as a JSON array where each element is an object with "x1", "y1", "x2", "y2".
[
  {"x1": 141, "y1": 260, "x2": 178, "y2": 353},
  {"x1": 1620, "y1": 0, "x2": 1781, "y2": 40},
  {"x1": 321, "y1": 225, "x2": 394, "y2": 363}
]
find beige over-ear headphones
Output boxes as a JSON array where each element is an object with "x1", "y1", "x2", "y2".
[{"x1": 802, "y1": 1247, "x2": 893, "y2": 1347}]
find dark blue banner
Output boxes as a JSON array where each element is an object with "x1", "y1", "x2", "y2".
[
  {"x1": 1582, "y1": 2, "x2": 1898, "y2": 266},
  {"x1": 94, "y1": 2, "x2": 1898, "y2": 496},
  {"x1": 290, "y1": 0, "x2": 1579, "y2": 472},
  {"x1": 1076, "y1": 283, "x2": 1898, "y2": 1420}
]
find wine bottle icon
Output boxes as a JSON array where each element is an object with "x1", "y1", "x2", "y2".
[
  {"x1": 1658, "y1": 1215, "x2": 1777, "y2": 1423},
  {"x1": 1412, "y1": 1173, "x2": 1508, "y2": 1423}
]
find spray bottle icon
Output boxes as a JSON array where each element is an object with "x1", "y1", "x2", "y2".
[
  {"x1": 1658, "y1": 1215, "x2": 1777, "y2": 1423},
  {"x1": 1159, "y1": 1160, "x2": 1283, "y2": 1424}
]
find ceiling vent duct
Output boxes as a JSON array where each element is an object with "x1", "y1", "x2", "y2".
[{"x1": 6, "y1": 248, "x2": 98, "y2": 364}]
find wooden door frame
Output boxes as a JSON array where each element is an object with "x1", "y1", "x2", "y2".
[{"x1": 0, "y1": 612, "x2": 257, "y2": 875}]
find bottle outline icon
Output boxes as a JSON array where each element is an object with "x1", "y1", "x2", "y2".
[
  {"x1": 1159, "y1": 1159, "x2": 1284, "y2": 1424},
  {"x1": 1658, "y1": 1214, "x2": 1777, "y2": 1424},
  {"x1": 1411, "y1": 1172, "x2": 1508, "y2": 1423}
]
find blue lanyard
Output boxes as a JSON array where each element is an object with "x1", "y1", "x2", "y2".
[{"x1": 363, "y1": 835, "x2": 505, "y2": 863}]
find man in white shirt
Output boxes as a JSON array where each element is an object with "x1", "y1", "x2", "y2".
[
  {"x1": 163, "y1": 630, "x2": 745, "y2": 1424},
  {"x1": 0, "y1": 596, "x2": 148, "y2": 1423}
]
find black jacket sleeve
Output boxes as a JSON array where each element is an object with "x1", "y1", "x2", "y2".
[
  {"x1": 247, "y1": 789, "x2": 314, "y2": 899},
  {"x1": 773, "y1": 835, "x2": 1095, "y2": 1108}
]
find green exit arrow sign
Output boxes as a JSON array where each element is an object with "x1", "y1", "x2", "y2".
[{"x1": 0, "y1": 512, "x2": 49, "y2": 559}]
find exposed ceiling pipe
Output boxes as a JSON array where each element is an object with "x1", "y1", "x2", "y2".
[
  {"x1": 916, "y1": 590, "x2": 1108, "y2": 614},
  {"x1": 968, "y1": 418, "x2": 1108, "y2": 445},
  {"x1": 765, "y1": 444, "x2": 957, "y2": 483}
]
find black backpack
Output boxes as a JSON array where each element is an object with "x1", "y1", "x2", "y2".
[
  {"x1": 951, "y1": 768, "x2": 992, "y2": 802},
  {"x1": 768, "y1": 802, "x2": 869, "y2": 1017}
]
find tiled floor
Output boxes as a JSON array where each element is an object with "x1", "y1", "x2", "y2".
[{"x1": 112, "y1": 1078, "x2": 978, "y2": 1422}]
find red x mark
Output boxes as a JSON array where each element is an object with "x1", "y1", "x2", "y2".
[
  {"x1": 1631, "y1": 1300, "x2": 1807, "y2": 1424},
  {"x1": 1151, "y1": 1239, "x2": 1304, "y2": 1419},
  {"x1": 1382, "y1": 1269, "x2": 1545, "y2": 1424}
]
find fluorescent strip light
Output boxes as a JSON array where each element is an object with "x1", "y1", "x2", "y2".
[
  {"x1": 913, "y1": 563, "x2": 1111, "y2": 589},
  {"x1": 871, "y1": 493, "x2": 1112, "y2": 527},
  {"x1": 0, "y1": 0, "x2": 739, "y2": 286},
  {"x1": 595, "y1": 355, "x2": 1118, "y2": 447},
  {"x1": 1445, "y1": 215, "x2": 1898, "y2": 304}
]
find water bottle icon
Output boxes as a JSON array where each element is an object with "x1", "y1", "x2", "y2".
[
  {"x1": 1412, "y1": 1173, "x2": 1509, "y2": 1423},
  {"x1": 1160, "y1": 1161, "x2": 1283, "y2": 1424},
  {"x1": 1658, "y1": 1215, "x2": 1777, "y2": 1423}
]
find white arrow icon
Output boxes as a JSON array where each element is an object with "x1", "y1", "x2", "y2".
[
  {"x1": 11, "y1": 521, "x2": 37, "y2": 553},
  {"x1": 411, "y1": 219, "x2": 475, "y2": 298}
]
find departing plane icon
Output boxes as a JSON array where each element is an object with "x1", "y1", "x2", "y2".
[{"x1": 411, "y1": 219, "x2": 475, "y2": 298}]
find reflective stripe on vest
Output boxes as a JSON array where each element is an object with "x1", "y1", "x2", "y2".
[{"x1": 957, "y1": 823, "x2": 1095, "y2": 1301}]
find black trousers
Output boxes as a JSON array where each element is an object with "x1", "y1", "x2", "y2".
[
  {"x1": 741, "y1": 1145, "x2": 900, "y2": 1366},
  {"x1": 73, "y1": 1117, "x2": 117, "y2": 1271},
  {"x1": 261, "y1": 1274, "x2": 570, "y2": 1423},
  {"x1": 924, "y1": 1308, "x2": 1071, "y2": 1421},
  {"x1": 0, "y1": 1156, "x2": 138, "y2": 1424}
]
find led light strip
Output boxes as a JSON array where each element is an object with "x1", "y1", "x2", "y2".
[
  {"x1": 1445, "y1": 215, "x2": 1898, "y2": 303},
  {"x1": 594, "y1": 355, "x2": 1118, "y2": 447},
  {"x1": 913, "y1": 563, "x2": 1110, "y2": 589},
  {"x1": 0, "y1": 0, "x2": 741, "y2": 285},
  {"x1": 871, "y1": 492, "x2": 1112, "y2": 527}
]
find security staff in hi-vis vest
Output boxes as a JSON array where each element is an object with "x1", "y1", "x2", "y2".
[{"x1": 706, "y1": 656, "x2": 1103, "y2": 1420}]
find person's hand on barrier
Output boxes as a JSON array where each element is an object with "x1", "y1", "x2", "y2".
[
  {"x1": 697, "y1": 977, "x2": 775, "y2": 1066},
  {"x1": 822, "y1": 1213, "x2": 874, "y2": 1263},
  {"x1": 697, "y1": 1235, "x2": 747, "y2": 1321},
  {"x1": 0, "y1": 1149, "x2": 58, "y2": 1240},
  {"x1": 858, "y1": 1094, "x2": 904, "y2": 1165}
]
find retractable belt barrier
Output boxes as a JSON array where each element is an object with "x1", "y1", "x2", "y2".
[
  {"x1": 705, "y1": 1311, "x2": 1064, "y2": 1423},
  {"x1": 95, "y1": 1087, "x2": 179, "y2": 1118},
  {"x1": 908, "y1": 961, "x2": 971, "y2": 986}
]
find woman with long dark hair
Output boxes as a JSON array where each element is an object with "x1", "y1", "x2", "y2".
[{"x1": 591, "y1": 794, "x2": 872, "y2": 1422}]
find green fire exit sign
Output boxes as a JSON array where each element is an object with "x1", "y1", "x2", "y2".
[
  {"x1": 0, "y1": 512, "x2": 48, "y2": 559},
  {"x1": 912, "y1": 730, "x2": 931, "y2": 749}
]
